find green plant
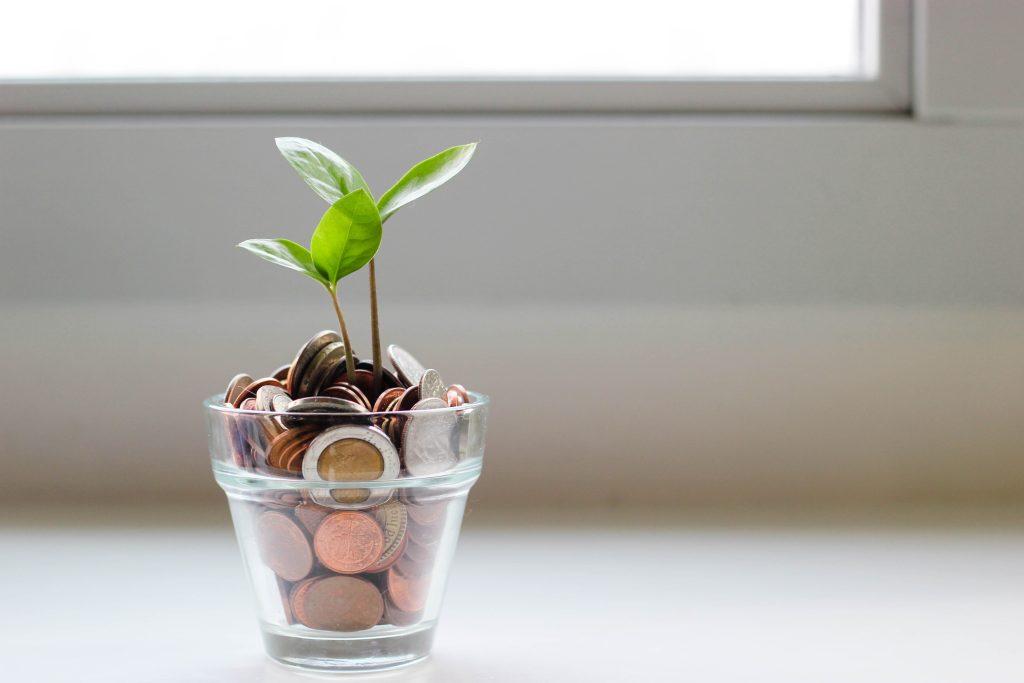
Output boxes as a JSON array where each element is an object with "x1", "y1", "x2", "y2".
[
  {"x1": 267, "y1": 137, "x2": 477, "y2": 389},
  {"x1": 238, "y1": 188, "x2": 382, "y2": 380}
]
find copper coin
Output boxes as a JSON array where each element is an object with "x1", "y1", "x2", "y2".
[
  {"x1": 232, "y1": 377, "x2": 285, "y2": 408},
  {"x1": 224, "y1": 373, "x2": 254, "y2": 405},
  {"x1": 395, "y1": 386, "x2": 421, "y2": 412},
  {"x1": 407, "y1": 500, "x2": 446, "y2": 526},
  {"x1": 373, "y1": 387, "x2": 404, "y2": 413},
  {"x1": 313, "y1": 511, "x2": 385, "y2": 574},
  {"x1": 283, "y1": 438, "x2": 313, "y2": 473},
  {"x1": 447, "y1": 384, "x2": 470, "y2": 403},
  {"x1": 289, "y1": 575, "x2": 322, "y2": 626},
  {"x1": 357, "y1": 360, "x2": 403, "y2": 391},
  {"x1": 407, "y1": 516, "x2": 444, "y2": 545},
  {"x1": 321, "y1": 382, "x2": 372, "y2": 410},
  {"x1": 294, "y1": 503, "x2": 332, "y2": 535},
  {"x1": 445, "y1": 388, "x2": 465, "y2": 407},
  {"x1": 266, "y1": 426, "x2": 317, "y2": 469},
  {"x1": 394, "y1": 554, "x2": 434, "y2": 578},
  {"x1": 328, "y1": 369, "x2": 377, "y2": 401},
  {"x1": 402, "y1": 536, "x2": 437, "y2": 564},
  {"x1": 271, "y1": 364, "x2": 291, "y2": 382},
  {"x1": 256, "y1": 510, "x2": 314, "y2": 582},
  {"x1": 387, "y1": 565, "x2": 430, "y2": 613},
  {"x1": 286, "y1": 330, "x2": 341, "y2": 397},
  {"x1": 365, "y1": 501, "x2": 409, "y2": 573},
  {"x1": 296, "y1": 575, "x2": 384, "y2": 632},
  {"x1": 383, "y1": 597, "x2": 422, "y2": 626}
]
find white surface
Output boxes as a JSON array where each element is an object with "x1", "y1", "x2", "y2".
[{"x1": 5, "y1": 507, "x2": 1024, "y2": 682}]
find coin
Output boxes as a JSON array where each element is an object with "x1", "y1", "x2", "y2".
[
  {"x1": 282, "y1": 396, "x2": 367, "y2": 427},
  {"x1": 365, "y1": 501, "x2": 409, "y2": 573},
  {"x1": 266, "y1": 426, "x2": 320, "y2": 470},
  {"x1": 289, "y1": 575, "x2": 323, "y2": 627},
  {"x1": 286, "y1": 330, "x2": 341, "y2": 397},
  {"x1": 386, "y1": 565, "x2": 430, "y2": 613},
  {"x1": 233, "y1": 377, "x2": 285, "y2": 408},
  {"x1": 402, "y1": 536, "x2": 437, "y2": 564},
  {"x1": 406, "y1": 500, "x2": 446, "y2": 526},
  {"x1": 271, "y1": 364, "x2": 291, "y2": 382},
  {"x1": 447, "y1": 384, "x2": 469, "y2": 403},
  {"x1": 355, "y1": 359, "x2": 403, "y2": 391},
  {"x1": 321, "y1": 382, "x2": 372, "y2": 410},
  {"x1": 298, "y1": 341, "x2": 349, "y2": 397},
  {"x1": 294, "y1": 503, "x2": 332, "y2": 535},
  {"x1": 372, "y1": 387, "x2": 404, "y2": 413},
  {"x1": 255, "y1": 385, "x2": 290, "y2": 412},
  {"x1": 395, "y1": 385, "x2": 421, "y2": 412},
  {"x1": 296, "y1": 575, "x2": 384, "y2": 632},
  {"x1": 313, "y1": 511, "x2": 385, "y2": 574},
  {"x1": 402, "y1": 398, "x2": 459, "y2": 476},
  {"x1": 383, "y1": 598, "x2": 421, "y2": 626},
  {"x1": 224, "y1": 373, "x2": 254, "y2": 405},
  {"x1": 256, "y1": 510, "x2": 314, "y2": 582},
  {"x1": 418, "y1": 369, "x2": 446, "y2": 401},
  {"x1": 329, "y1": 369, "x2": 377, "y2": 401},
  {"x1": 387, "y1": 344, "x2": 426, "y2": 387},
  {"x1": 302, "y1": 425, "x2": 400, "y2": 482}
]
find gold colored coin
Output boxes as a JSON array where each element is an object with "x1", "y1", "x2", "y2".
[{"x1": 317, "y1": 438, "x2": 386, "y2": 481}]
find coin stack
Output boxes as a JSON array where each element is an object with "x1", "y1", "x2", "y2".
[
  {"x1": 220, "y1": 331, "x2": 473, "y2": 631},
  {"x1": 257, "y1": 493, "x2": 448, "y2": 630}
]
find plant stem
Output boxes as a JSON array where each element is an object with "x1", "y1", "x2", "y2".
[
  {"x1": 327, "y1": 285, "x2": 357, "y2": 379},
  {"x1": 368, "y1": 257, "x2": 383, "y2": 393}
]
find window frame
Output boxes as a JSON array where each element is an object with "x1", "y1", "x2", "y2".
[{"x1": 0, "y1": 0, "x2": 910, "y2": 115}]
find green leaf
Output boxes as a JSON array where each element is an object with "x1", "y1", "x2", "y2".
[
  {"x1": 237, "y1": 238, "x2": 328, "y2": 285},
  {"x1": 377, "y1": 143, "x2": 477, "y2": 222},
  {"x1": 275, "y1": 137, "x2": 372, "y2": 204},
  {"x1": 310, "y1": 189, "x2": 382, "y2": 286}
]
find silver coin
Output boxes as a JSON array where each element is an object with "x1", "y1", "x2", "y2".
[
  {"x1": 255, "y1": 385, "x2": 290, "y2": 412},
  {"x1": 402, "y1": 397, "x2": 459, "y2": 476},
  {"x1": 224, "y1": 373, "x2": 254, "y2": 405},
  {"x1": 387, "y1": 344, "x2": 426, "y2": 387},
  {"x1": 287, "y1": 330, "x2": 341, "y2": 396},
  {"x1": 298, "y1": 341, "x2": 348, "y2": 397},
  {"x1": 303, "y1": 425, "x2": 400, "y2": 509},
  {"x1": 270, "y1": 393, "x2": 292, "y2": 412},
  {"x1": 418, "y1": 369, "x2": 446, "y2": 401}
]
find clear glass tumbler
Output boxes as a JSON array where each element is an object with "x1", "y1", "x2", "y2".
[{"x1": 204, "y1": 392, "x2": 488, "y2": 672}]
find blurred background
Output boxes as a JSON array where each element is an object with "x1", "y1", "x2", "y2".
[
  {"x1": 2, "y1": 2, "x2": 1024, "y2": 679},
  {"x1": 3, "y1": 0, "x2": 1023, "y2": 509}
]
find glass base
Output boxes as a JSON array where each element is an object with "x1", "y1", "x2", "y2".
[{"x1": 260, "y1": 621, "x2": 436, "y2": 672}]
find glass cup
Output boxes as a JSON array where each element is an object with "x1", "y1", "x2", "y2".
[{"x1": 204, "y1": 392, "x2": 489, "y2": 672}]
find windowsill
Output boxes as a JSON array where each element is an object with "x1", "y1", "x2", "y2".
[{"x1": 5, "y1": 505, "x2": 1022, "y2": 681}]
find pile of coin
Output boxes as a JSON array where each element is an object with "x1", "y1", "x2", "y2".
[
  {"x1": 222, "y1": 331, "x2": 471, "y2": 481},
  {"x1": 257, "y1": 493, "x2": 448, "y2": 630},
  {"x1": 220, "y1": 331, "x2": 475, "y2": 632}
]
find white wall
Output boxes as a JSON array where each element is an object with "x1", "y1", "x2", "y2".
[{"x1": 2, "y1": 115, "x2": 1023, "y2": 507}]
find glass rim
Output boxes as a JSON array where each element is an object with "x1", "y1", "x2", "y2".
[{"x1": 204, "y1": 390, "x2": 489, "y2": 418}]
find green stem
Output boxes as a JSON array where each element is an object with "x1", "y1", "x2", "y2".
[
  {"x1": 368, "y1": 257, "x2": 383, "y2": 394},
  {"x1": 327, "y1": 285, "x2": 357, "y2": 379}
]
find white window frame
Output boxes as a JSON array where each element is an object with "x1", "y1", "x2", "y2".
[{"x1": 0, "y1": 0, "x2": 910, "y2": 115}]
